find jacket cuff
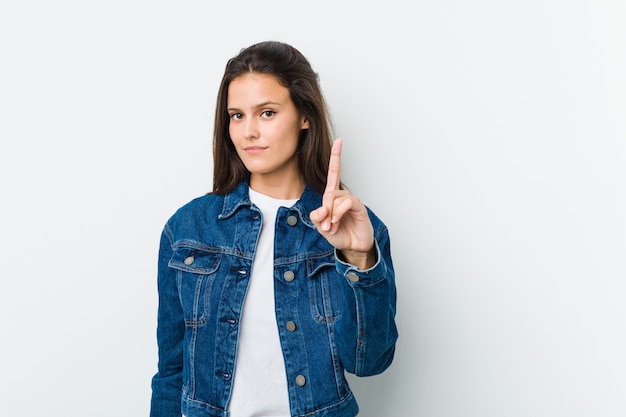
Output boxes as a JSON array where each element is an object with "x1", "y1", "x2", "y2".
[{"x1": 334, "y1": 240, "x2": 385, "y2": 286}]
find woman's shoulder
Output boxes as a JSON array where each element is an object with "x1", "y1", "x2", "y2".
[
  {"x1": 182, "y1": 192, "x2": 223, "y2": 209},
  {"x1": 166, "y1": 192, "x2": 224, "y2": 225}
]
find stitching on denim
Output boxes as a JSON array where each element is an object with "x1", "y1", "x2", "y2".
[
  {"x1": 309, "y1": 274, "x2": 338, "y2": 324},
  {"x1": 188, "y1": 326, "x2": 198, "y2": 398},
  {"x1": 275, "y1": 248, "x2": 334, "y2": 266},
  {"x1": 353, "y1": 287, "x2": 367, "y2": 376},
  {"x1": 293, "y1": 391, "x2": 355, "y2": 417}
]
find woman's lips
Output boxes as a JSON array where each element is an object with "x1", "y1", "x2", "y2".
[{"x1": 244, "y1": 146, "x2": 267, "y2": 154}]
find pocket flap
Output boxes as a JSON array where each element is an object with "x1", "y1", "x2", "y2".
[
  {"x1": 169, "y1": 245, "x2": 221, "y2": 274},
  {"x1": 306, "y1": 251, "x2": 336, "y2": 277}
]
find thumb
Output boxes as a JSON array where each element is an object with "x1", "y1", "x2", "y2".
[{"x1": 309, "y1": 206, "x2": 327, "y2": 224}]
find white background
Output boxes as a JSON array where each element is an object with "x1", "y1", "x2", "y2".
[{"x1": 1, "y1": 1, "x2": 625, "y2": 416}]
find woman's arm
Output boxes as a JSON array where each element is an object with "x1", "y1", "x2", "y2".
[{"x1": 150, "y1": 225, "x2": 185, "y2": 417}]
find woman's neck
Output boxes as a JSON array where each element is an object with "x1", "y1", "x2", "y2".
[{"x1": 249, "y1": 174, "x2": 305, "y2": 200}]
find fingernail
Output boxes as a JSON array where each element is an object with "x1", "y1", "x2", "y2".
[{"x1": 322, "y1": 222, "x2": 330, "y2": 231}]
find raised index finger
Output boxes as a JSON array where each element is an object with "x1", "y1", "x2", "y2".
[{"x1": 325, "y1": 137, "x2": 343, "y2": 192}]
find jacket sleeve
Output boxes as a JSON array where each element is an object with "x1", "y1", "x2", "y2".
[
  {"x1": 150, "y1": 224, "x2": 184, "y2": 417},
  {"x1": 334, "y1": 213, "x2": 398, "y2": 377}
]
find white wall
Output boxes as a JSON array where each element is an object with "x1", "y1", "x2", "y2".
[{"x1": 1, "y1": 1, "x2": 625, "y2": 416}]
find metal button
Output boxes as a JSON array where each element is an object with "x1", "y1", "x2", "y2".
[
  {"x1": 286, "y1": 321, "x2": 296, "y2": 332},
  {"x1": 287, "y1": 215, "x2": 298, "y2": 226},
  {"x1": 347, "y1": 272, "x2": 359, "y2": 282},
  {"x1": 216, "y1": 370, "x2": 230, "y2": 379},
  {"x1": 184, "y1": 256, "x2": 195, "y2": 265},
  {"x1": 295, "y1": 375, "x2": 306, "y2": 386},
  {"x1": 284, "y1": 271, "x2": 295, "y2": 282}
]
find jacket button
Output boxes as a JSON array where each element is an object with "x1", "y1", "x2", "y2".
[
  {"x1": 184, "y1": 256, "x2": 195, "y2": 265},
  {"x1": 286, "y1": 321, "x2": 297, "y2": 332},
  {"x1": 283, "y1": 271, "x2": 295, "y2": 282},
  {"x1": 347, "y1": 272, "x2": 360, "y2": 282},
  {"x1": 295, "y1": 375, "x2": 306, "y2": 386},
  {"x1": 287, "y1": 215, "x2": 298, "y2": 226}
]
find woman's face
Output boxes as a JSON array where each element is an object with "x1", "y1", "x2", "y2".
[{"x1": 227, "y1": 73, "x2": 309, "y2": 193}]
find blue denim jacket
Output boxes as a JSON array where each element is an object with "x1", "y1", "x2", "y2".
[{"x1": 150, "y1": 181, "x2": 398, "y2": 417}]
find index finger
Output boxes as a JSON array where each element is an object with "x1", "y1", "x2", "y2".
[{"x1": 325, "y1": 137, "x2": 343, "y2": 192}]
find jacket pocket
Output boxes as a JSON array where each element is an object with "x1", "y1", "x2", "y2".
[
  {"x1": 307, "y1": 253, "x2": 344, "y2": 323},
  {"x1": 169, "y1": 245, "x2": 221, "y2": 327}
]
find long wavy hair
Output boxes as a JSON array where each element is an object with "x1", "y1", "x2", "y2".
[{"x1": 211, "y1": 41, "x2": 337, "y2": 195}]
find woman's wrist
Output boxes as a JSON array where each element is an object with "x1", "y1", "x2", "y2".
[{"x1": 338, "y1": 247, "x2": 377, "y2": 270}]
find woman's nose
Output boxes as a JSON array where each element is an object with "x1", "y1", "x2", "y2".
[{"x1": 243, "y1": 118, "x2": 259, "y2": 140}]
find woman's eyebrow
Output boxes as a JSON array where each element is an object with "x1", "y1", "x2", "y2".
[{"x1": 227, "y1": 101, "x2": 283, "y2": 112}]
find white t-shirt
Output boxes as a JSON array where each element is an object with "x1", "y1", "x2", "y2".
[{"x1": 228, "y1": 188, "x2": 298, "y2": 417}]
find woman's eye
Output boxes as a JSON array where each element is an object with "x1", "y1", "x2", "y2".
[
  {"x1": 262, "y1": 110, "x2": 275, "y2": 118},
  {"x1": 230, "y1": 113, "x2": 243, "y2": 120}
]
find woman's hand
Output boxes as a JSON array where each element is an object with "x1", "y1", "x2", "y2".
[{"x1": 310, "y1": 138, "x2": 376, "y2": 270}]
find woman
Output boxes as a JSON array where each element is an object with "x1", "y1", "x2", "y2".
[{"x1": 150, "y1": 41, "x2": 398, "y2": 417}]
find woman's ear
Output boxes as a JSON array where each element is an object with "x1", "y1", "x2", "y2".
[{"x1": 301, "y1": 118, "x2": 309, "y2": 129}]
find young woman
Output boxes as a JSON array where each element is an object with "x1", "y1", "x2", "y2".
[{"x1": 150, "y1": 41, "x2": 398, "y2": 417}]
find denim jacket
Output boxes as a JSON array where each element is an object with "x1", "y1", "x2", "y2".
[{"x1": 150, "y1": 181, "x2": 398, "y2": 417}]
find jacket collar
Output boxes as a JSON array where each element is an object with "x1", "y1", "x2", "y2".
[{"x1": 218, "y1": 180, "x2": 322, "y2": 229}]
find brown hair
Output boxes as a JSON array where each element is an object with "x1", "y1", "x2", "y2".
[{"x1": 211, "y1": 41, "x2": 336, "y2": 195}]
